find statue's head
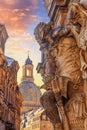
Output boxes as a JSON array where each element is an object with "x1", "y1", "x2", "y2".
[
  {"x1": 34, "y1": 22, "x2": 54, "y2": 48},
  {"x1": 80, "y1": 0, "x2": 87, "y2": 9},
  {"x1": 34, "y1": 22, "x2": 46, "y2": 44},
  {"x1": 11, "y1": 61, "x2": 19, "y2": 73}
]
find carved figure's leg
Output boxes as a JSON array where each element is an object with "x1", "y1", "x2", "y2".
[{"x1": 40, "y1": 90, "x2": 63, "y2": 130}]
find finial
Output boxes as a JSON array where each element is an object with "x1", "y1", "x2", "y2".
[{"x1": 28, "y1": 50, "x2": 29, "y2": 57}]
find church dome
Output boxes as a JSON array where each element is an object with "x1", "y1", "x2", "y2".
[
  {"x1": 25, "y1": 56, "x2": 32, "y2": 65},
  {"x1": 19, "y1": 81, "x2": 41, "y2": 103},
  {"x1": 19, "y1": 80, "x2": 41, "y2": 113}
]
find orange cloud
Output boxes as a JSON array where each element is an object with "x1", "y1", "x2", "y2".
[
  {"x1": 11, "y1": 47, "x2": 24, "y2": 51},
  {"x1": 5, "y1": 31, "x2": 36, "y2": 56},
  {"x1": 3, "y1": 0, "x2": 43, "y2": 86},
  {"x1": 4, "y1": 0, "x2": 16, "y2": 5},
  {"x1": 0, "y1": 0, "x2": 38, "y2": 31}
]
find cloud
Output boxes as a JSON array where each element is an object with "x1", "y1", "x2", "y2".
[
  {"x1": 0, "y1": 0, "x2": 38, "y2": 31},
  {"x1": 9, "y1": 31, "x2": 36, "y2": 43},
  {"x1": 3, "y1": 0, "x2": 46, "y2": 86},
  {"x1": 5, "y1": 31, "x2": 36, "y2": 58}
]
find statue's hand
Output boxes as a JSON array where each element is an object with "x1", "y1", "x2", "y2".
[
  {"x1": 81, "y1": 63, "x2": 87, "y2": 71},
  {"x1": 81, "y1": 63, "x2": 87, "y2": 79}
]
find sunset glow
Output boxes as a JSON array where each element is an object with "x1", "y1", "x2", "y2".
[{"x1": 0, "y1": 0, "x2": 49, "y2": 86}]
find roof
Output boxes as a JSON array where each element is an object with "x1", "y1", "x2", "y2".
[{"x1": 25, "y1": 56, "x2": 32, "y2": 65}]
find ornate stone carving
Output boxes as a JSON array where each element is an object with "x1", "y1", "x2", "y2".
[
  {"x1": 34, "y1": 0, "x2": 87, "y2": 130},
  {"x1": 0, "y1": 51, "x2": 6, "y2": 91}
]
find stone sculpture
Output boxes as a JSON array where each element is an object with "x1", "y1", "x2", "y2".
[{"x1": 34, "y1": 0, "x2": 87, "y2": 130}]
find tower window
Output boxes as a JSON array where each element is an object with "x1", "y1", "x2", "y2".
[{"x1": 27, "y1": 69, "x2": 31, "y2": 76}]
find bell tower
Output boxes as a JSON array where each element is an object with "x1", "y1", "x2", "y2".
[{"x1": 21, "y1": 53, "x2": 34, "y2": 82}]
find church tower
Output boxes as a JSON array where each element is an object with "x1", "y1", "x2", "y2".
[
  {"x1": 21, "y1": 54, "x2": 34, "y2": 82},
  {"x1": 19, "y1": 53, "x2": 41, "y2": 114}
]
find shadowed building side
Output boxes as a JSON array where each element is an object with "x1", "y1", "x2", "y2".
[{"x1": 0, "y1": 24, "x2": 22, "y2": 130}]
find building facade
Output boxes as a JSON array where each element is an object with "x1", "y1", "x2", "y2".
[
  {"x1": 34, "y1": 0, "x2": 87, "y2": 130},
  {"x1": 0, "y1": 24, "x2": 22, "y2": 130},
  {"x1": 19, "y1": 55, "x2": 41, "y2": 114},
  {"x1": 21, "y1": 108, "x2": 53, "y2": 130}
]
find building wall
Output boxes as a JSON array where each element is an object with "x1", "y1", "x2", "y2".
[
  {"x1": 20, "y1": 109, "x2": 53, "y2": 130},
  {"x1": 40, "y1": 121, "x2": 52, "y2": 130},
  {"x1": 0, "y1": 25, "x2": 22, "y2": 130},
  {"x1": 0, "y1": 53, "x2": 22, "y2": 130},
  {"x1": 0, "y1": 121, "x2": 5, "y2": 130}
]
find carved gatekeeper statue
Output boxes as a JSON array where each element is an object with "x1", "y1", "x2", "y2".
[{"x1": 34, "y1": 0, "x2": 87, "y2": 130}]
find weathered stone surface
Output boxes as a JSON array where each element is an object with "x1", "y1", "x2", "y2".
[
  {"x1": 0, "y1": 25, "x2": 23, "y2": 130},
  {"x1": 80, "y1": 0, "x2": 87, "y2": 9},
  {"x1": 34, "y1": 0, "x2": 87, "y2": 130}
]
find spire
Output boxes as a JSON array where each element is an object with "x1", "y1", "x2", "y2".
[
  {"x1": 28, "y1": 50, "x2": 29, "y2": 57},
  {"x1": 25, "y1": 51, "x2": 32, "y2": 65}
]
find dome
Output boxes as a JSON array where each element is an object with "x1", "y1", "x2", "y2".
[
  {"x1": 19, "y1": 81, "x2": 41, "y2": 102},
  {"x1": 25, "y1": 56, "x2": 32, "y2": 65},
  {"x1": 19, "y1": 80, "x2": 41, "y2": 113}
]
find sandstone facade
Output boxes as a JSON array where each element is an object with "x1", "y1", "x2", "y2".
[
  {"x1": 34, "y1": 0, "x2": 87, "y2": 130},
  {"x1": 0, "y1": 24, "x2": 22, "y2": 130}
]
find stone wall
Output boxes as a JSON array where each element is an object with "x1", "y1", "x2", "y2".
[{"x1": 0, "y1": 25, "x2": 22, "y2": 130}]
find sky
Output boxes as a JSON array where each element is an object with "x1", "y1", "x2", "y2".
[{"x1": 0, "y1": 0, "x2": 49, "y2": 86}]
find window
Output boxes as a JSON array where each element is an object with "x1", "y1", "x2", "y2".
[{"x1": 26, "y1": 69, "x2": 32, "y2": 76}]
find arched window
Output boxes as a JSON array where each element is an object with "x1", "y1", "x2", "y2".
[{"x1": 26, "y1": 69, "x2": 32, "y2": 77}]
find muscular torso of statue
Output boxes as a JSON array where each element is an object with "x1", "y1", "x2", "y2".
[
  {"x1": 56, "y1": 37, "x2": 80, "y2": 80},
  {"x1": 51, "y1": 36, "x2": 84, "y2": 98}
]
